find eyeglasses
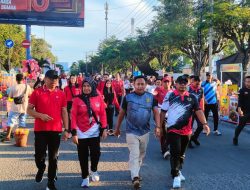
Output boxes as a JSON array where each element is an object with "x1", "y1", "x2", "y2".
[
  {"x1": 178, "y1": 81, "x2": 188, "y2": 85},
  {"x1": 163, "y1": 81, "x2": 170, "y2": 83}
]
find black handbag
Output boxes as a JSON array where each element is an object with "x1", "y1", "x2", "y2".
[{"x1": 13, "y1": 85, "x2": 27, "y2": 105}]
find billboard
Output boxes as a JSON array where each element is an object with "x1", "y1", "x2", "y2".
[{"x1": 0, "y1": 0, "x2": 84, "y2": 27}]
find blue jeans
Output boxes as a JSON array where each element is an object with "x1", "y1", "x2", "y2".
[{"x1": 7, "y1": 111, "x2": 26, "y2": 127}]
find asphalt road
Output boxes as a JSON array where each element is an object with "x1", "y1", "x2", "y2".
[{"x1": 0, "y1": 119, "x2": 250, "y2": 190}]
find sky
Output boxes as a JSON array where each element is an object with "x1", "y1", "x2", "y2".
[{"x1": 31, "y1": 0, "x2": 160, "y2": 65}]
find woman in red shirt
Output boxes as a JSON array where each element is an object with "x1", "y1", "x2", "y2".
[
  {"x1": 71, "y1": 80, "x2": 107, "y2": 188},
  {"x1": 103, "y1": 80, "x2": 120, "y2": 136},
  {"x1": 64, "y1": 75, "x2": 81, "y2": 131}
]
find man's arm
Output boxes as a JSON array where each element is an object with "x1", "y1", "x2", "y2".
[
  {"x1": 160, "y1": 110, "x2": 167, "y2": 128},
  {"x1": 61, "y1": 107, "x2": 69, "y2": 130},
  {"x1": 195, "y1": 110, "x2": 210, "y2": 135},
  {"x1": 27, "y1": 104, "x2": 53, "y2": 122},
  {"x1": 115, "y1": 109, "x2": 126, "y2": 130}
]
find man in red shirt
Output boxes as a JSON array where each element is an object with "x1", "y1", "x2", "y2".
[
  {"x1": 97, "y1": 73, "x2": 109, "y2": 95},
  {"x1": 154, "y1": 76, "x2": 172, "y2": 159},
  {"x1": 27, "y1": 70, "x2": 69, "y2": 190},
  {"x1": 112, "y1": 73, "x2": 125, "y2": 116}
]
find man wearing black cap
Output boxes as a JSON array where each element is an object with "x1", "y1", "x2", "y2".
[
  {"x1": 201, "y1": 72, "x2": 221, "y2": 135},
  {"x1": 160, "y1": 75, "x2": 210, "y2": 189},
  {"x1": 27, "y1": 70, "x2": 69, "y2": 190}
]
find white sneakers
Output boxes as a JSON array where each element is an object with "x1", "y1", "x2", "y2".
[
  {"x1": 179, "y1": 171, "x2": 185, "y2": 181},
  {"x1": 173, "y1": 176, "x2": 181, "y2": 188},
  {"x1": 91, "y1": 171, "x2": 100, "y2": 182},
  {"x1": 81, "y1": 178, "x2": 89, "y2": 188},
  {"x1": 81, "y1": 171, "x2": 100, "y2": 188},
  {"x1": 213, "y1": 130, "x2": 222, "y2": 136},
  {"x1": 172, "y1": 171, "x2": 185, "y2": 188}
]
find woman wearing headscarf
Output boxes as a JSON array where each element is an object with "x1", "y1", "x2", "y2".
[
  {"x1": 103, "y1": 79, "x2": 120, "y2": 135},
  {"x1": 71, "y1": 80, "x2": 107, "y2": 188},
  {"x1": 64, "y1": 75, "x2": 81, "y2": 132}
]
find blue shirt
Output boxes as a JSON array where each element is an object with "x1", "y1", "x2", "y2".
[
  {"x1": 122, "y1": 92, "x2": 158, "y2": 136},
  {"x1": 201, "y1": 81, "x2": 217, "y2": 104}
]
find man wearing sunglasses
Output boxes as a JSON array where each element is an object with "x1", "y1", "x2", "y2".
[{"x1": 160, "y1": 75, "x2": 210, "y2": 189}]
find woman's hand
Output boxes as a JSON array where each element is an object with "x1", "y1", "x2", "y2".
[
  {"x1": 101, "y1": 129, "x2": 108, "y2": 140},
  {"x1": 72, "y1": 135, "x2": 79, "y2": 145}
]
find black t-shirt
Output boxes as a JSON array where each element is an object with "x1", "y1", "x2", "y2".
[{"x1": 238, "y1": 87, "x2": 250, "y2": 114}]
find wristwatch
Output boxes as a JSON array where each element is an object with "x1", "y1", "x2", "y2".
[
  {"x1": 64, "y1": 129, "x2": 70, "y2": 133},
  {"x1": 202, "y1": 123, "x2": 208, "y2": 126}
]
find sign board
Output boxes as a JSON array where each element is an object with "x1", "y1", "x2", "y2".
[
  {"x1": 5, "y1": 39, "x2": 14, "y2": 48},
  {"x1": 22, "y1": 40, "x2": 30, "y2": 48},
  {"x1": 0, "y1": 0, "x2": 85, "y2": 27},
  {"x1": 220, "y1": 64, "x2": 242, "y2": 72}
]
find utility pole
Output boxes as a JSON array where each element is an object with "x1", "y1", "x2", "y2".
[
  {"x1": 105, "y1": 1, "x2": 108, "y2": 39},
  {"x1": 85, "y1": 52, "x2": 88, "y2": 75},
  {"x1": 208, "y1": 0, "x2": 214, "y2": 74},
  {"x1": 103, "y1": 1, "x2": 108, "y2": 75},
  {"x1": 198, "y1": 0, "x2": 203, "y2": 75},
  {"x1": 131, "y1": 18, "x2": 135, "y2": 36}
]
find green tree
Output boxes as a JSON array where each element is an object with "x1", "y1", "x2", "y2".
[
  {"x1": 31, "y1": 37, "x2": 57, "y2": 64},
  {"x1": 207, "y1": 1, "x2": 250, "y2": 71},
  {"x1": 155, "y1": 0, "x2": 227, "y2": 75},
  {"x1": 0, "y1": 24, "x2": 26, "y2": 71}
]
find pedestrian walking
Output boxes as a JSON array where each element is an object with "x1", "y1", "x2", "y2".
[
  {"x1": 233, "y1": 75, "x2": 250, "y2": 146},
  {"x1": 103, "y1": 79, "x2": 120, "y2": 135},
  {"x1": 70, "y1": 79, "x2": 107, "y2": 188},
  {"x1": 97, "y1": 73, "x2": 109, "y2": 95},
  {"x1": 201, "y1": 72, "x2": 221, "y2": 135},
  {"x1": 160, "y1": 75, "x2": 210, "y2": 189},
  {"x1": 112, "y1": 73, "x2": 125, "y2": 116},
  {"x1": 64, "y1": 75, "x2": 81, "y2": 132},
  {"x1": 114, "y1": 75, "x2": 161, "y2": 190},
  {"x1": 154, "y1": 76, "x2": 172, "y2": 159},
  {"x1": 4, "y1": 73, "x2": 32, "y2": 142},
  {"x1": 188, "y1": 76, "x2": 205, "y2": 148},
  {"x1": 27, "y1": 70, "x2": 69, "y2": 190}
]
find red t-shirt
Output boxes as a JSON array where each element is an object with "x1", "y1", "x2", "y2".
[
  {"x1": 64, "y1": 86, "x2": 81, "y2": 102},
  {"x1": 29, "y1": 86, "x2": 67, "y2": 132},
  {"x1": 97, "y1": 81, "x2": 106, "y2": 95},
  {"x1": 154, "y1": 86, "x2": 169, "y2": 105},
  {"x1": 112, "y1": 80, "x2": 124, "y2": 96}
]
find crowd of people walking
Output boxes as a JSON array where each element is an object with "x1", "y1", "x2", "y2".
[{"x1": 1, "y1": 69, "x2": 250, "y2": 190}]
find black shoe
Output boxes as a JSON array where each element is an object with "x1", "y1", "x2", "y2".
[
  {"x1": 132, "y1": 177, "x2": 141, "y2": 189},
  {"x1": 192, "y1": 138, "x2": 200, "y2": 146},
  {"x1": 188, "y1": 142, "x2": 194, "y2": 149},
  {"x1": 46, "y1": 182, "x2": 57, "y2": 190},
  {"x1": 35, "y1": 169, "x2": 45, "y2": 183},
  {"x1": 233, "y1": 138, "x2": 238, "y2": 146}
]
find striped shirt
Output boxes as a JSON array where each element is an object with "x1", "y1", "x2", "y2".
[{"x1": 201, "y1": 81, "x2": 217, "y2": 104}]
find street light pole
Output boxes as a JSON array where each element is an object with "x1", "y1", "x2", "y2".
[{"x1": 208, "y1": 0, "x2": 214, "y2": 74}]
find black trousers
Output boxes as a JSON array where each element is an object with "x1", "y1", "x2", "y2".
[
  {"x1": 34, "y1": 132, "x2": 61, "y2": 182},
  {"x1": 234, "y1": 113, "x2": 250, "y2": 139},
  {"x1": 115, "y1": 95, "x2": 122, "y2": 114},
  {"x1": 168, "y1": 132, "x2": 191, "y2": 178},
  {"x1": 77, "y1": 137, "x2": 101, "y2": 179},
  {"x1": 161, "y1": 122, "x2": 169, "y2": 153},
  {"x1": 204, "y1": 103, "x2": 219, "y2": 131},
  {"x1": 106, "y1": 106, "x2": 114, "y2": 130},
  {"x1": 67, "y1": 101, "x2": 72, "y2": 131},
  {"x1": 192, "y1": 114, "x2": 203, "y2": 140}
]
